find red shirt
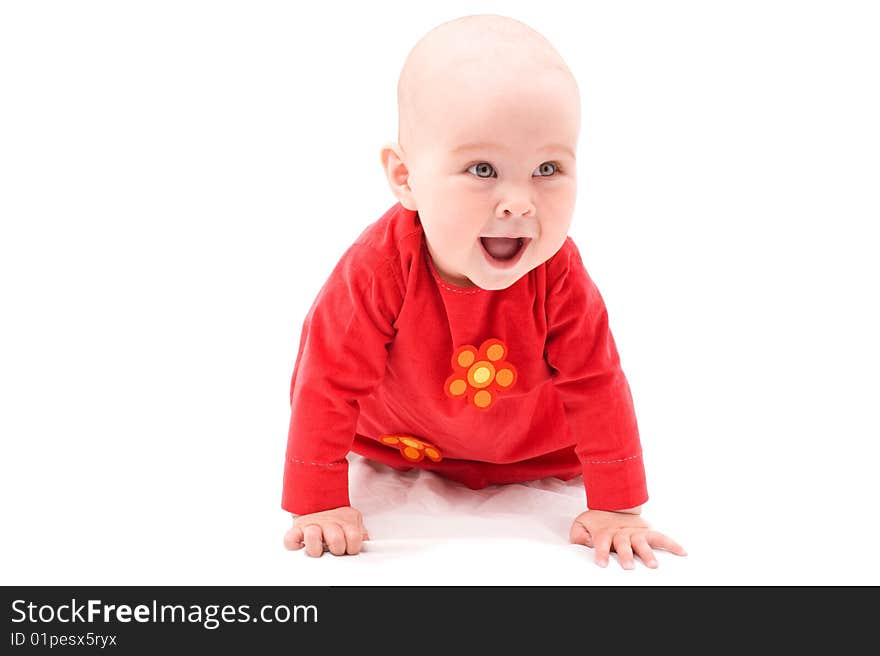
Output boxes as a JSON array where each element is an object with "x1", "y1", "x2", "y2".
[{"x1": 282, "y1": 202, "x2": 648, "y2": 515}]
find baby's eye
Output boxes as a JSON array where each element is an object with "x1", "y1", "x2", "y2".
[
  {"x1": 467, "y1": 162, "x2": 496, "y2": 178},
  {"x1": 466, "y1": 161, "x2": 561, "y2": 179},
  {"x1": 534, "y1": 162, "x2": 559, "y2": 177}
]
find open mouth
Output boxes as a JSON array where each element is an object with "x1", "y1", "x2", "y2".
[{"x1": 479, "y1": 237, "x2": 530, "y2": 269}]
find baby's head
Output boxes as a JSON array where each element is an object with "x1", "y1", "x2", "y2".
[{"x1": 381, "y1": 14, "x2": 580, "y2": 290}]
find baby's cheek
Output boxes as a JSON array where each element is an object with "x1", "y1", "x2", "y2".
[{"x1": 438, "y1": 224, "x2": 478, "y2": 253}]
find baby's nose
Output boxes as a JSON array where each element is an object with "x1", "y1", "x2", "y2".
[{"x1": 500, "y1": 201, "x2": 535, "y2": 217}]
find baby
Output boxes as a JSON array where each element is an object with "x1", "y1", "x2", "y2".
[{"x1": 281, "y1": 14, "x2": 686, "y2": 569}]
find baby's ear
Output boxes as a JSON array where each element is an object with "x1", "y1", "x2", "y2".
[{"x1": 380, "y1": 142, "x2": 417, "y2": 211}]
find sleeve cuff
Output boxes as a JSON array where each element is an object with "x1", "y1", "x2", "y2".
[
  {"x1": 281, "y1": 456, "x2": 351, "y2": 515},
  {"x1": 581, "y1": 453, "x2": 649, "y2": 511}
]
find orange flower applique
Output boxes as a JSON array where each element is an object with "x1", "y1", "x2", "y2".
[
  {"x1": 378, "y1": 434, "x2": 443, "y2": 463},
  {"x1": 444, "y1": 337, "x2": 517, "y2": 410}
]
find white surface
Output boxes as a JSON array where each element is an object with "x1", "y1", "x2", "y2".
[
  {"x1": 2, "y1": 1, "x2": 879, "y2": 586},
  {"x1": 284, "y1": 455, "x2": 685, "y2": 585}
]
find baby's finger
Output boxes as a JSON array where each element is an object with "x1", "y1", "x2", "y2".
[
  {"x1": 612, "y1": 533, "x2": 636, "y2": 570},
  {"x1": 592, "y1": 532, "x2": 613, "y2": 568},
  {"x1": 322, "y1": 522, "x2": 347, "y2": 556},
  {"x1": 284, "y1": 526, "x2": 304, "y2": 551},
  {"x1": 631, "y1": 534, "x2": 657, "y2": 568},
  {"x1": 569, "y1": 521, "x2": 593, "y2": 548},
  {"x1": 302, "y1": 524, "x2": 325, "y2": 557},
  {"x1": 342, "y1": 523, "x2": 364, "y2": 555},
  {"x1": 646, "y1": 531, "x2": 688, "y2": 556}
]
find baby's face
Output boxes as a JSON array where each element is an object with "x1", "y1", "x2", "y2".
[{"x1": 400, "y1": 67, "x2": 579, "y2": 290}]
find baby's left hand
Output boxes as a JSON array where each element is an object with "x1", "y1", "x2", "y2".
[{"x1": 570, "y1": 509, "x2": 687, "y2": 569}]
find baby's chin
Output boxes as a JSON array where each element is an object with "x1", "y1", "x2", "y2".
[
  {"x1": 468, "y1": 261, "x2": 530, "y2": 290},
  {"x1": 474, "y1": 278, "x2": 520, "y2": 291}
]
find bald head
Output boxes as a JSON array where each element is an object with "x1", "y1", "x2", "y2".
[{"x1": 396, "y1": 14, "x2": 580, "y2": 158}]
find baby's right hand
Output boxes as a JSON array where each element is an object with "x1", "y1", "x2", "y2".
[{"x1": 283, "y1": 506, "x2": 369, "y2": 557}]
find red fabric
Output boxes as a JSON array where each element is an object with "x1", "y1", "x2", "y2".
[{"x1": 282, "y1": 202, "x2": 648, "y2": 515}]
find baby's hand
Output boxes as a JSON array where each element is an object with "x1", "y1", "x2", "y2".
[
  {"x1": 283, "y1": 506, "x2": 370, "y2": 557},
  {"x1": 569, "y1": 509, "x2": 686, "y2": 569}
]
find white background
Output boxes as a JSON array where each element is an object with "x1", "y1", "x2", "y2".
[{"x1": 1, "y1": 0, "x2": 878, "y2": 585}]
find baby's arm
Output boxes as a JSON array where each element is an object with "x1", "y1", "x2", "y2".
[
  {"x1": 544, "y1": 240, "x2": 649, "y2": 512},
  {"x1": 284, "y1": 506, "x2": 369, "y2": 557},
  {"x1": 543, "y1": 242, "x2": 685, "y2": 567},
  {"x1": 282, "y1": 246, "x2": 402, "y2": 550}
]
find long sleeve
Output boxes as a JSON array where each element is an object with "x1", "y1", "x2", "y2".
[
  {"x1": 281, "y1": 245, "x2": 402, "y2": 515},
  {"x1": 544, "y1": 239, "x2": 648, "y2": 511}
]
